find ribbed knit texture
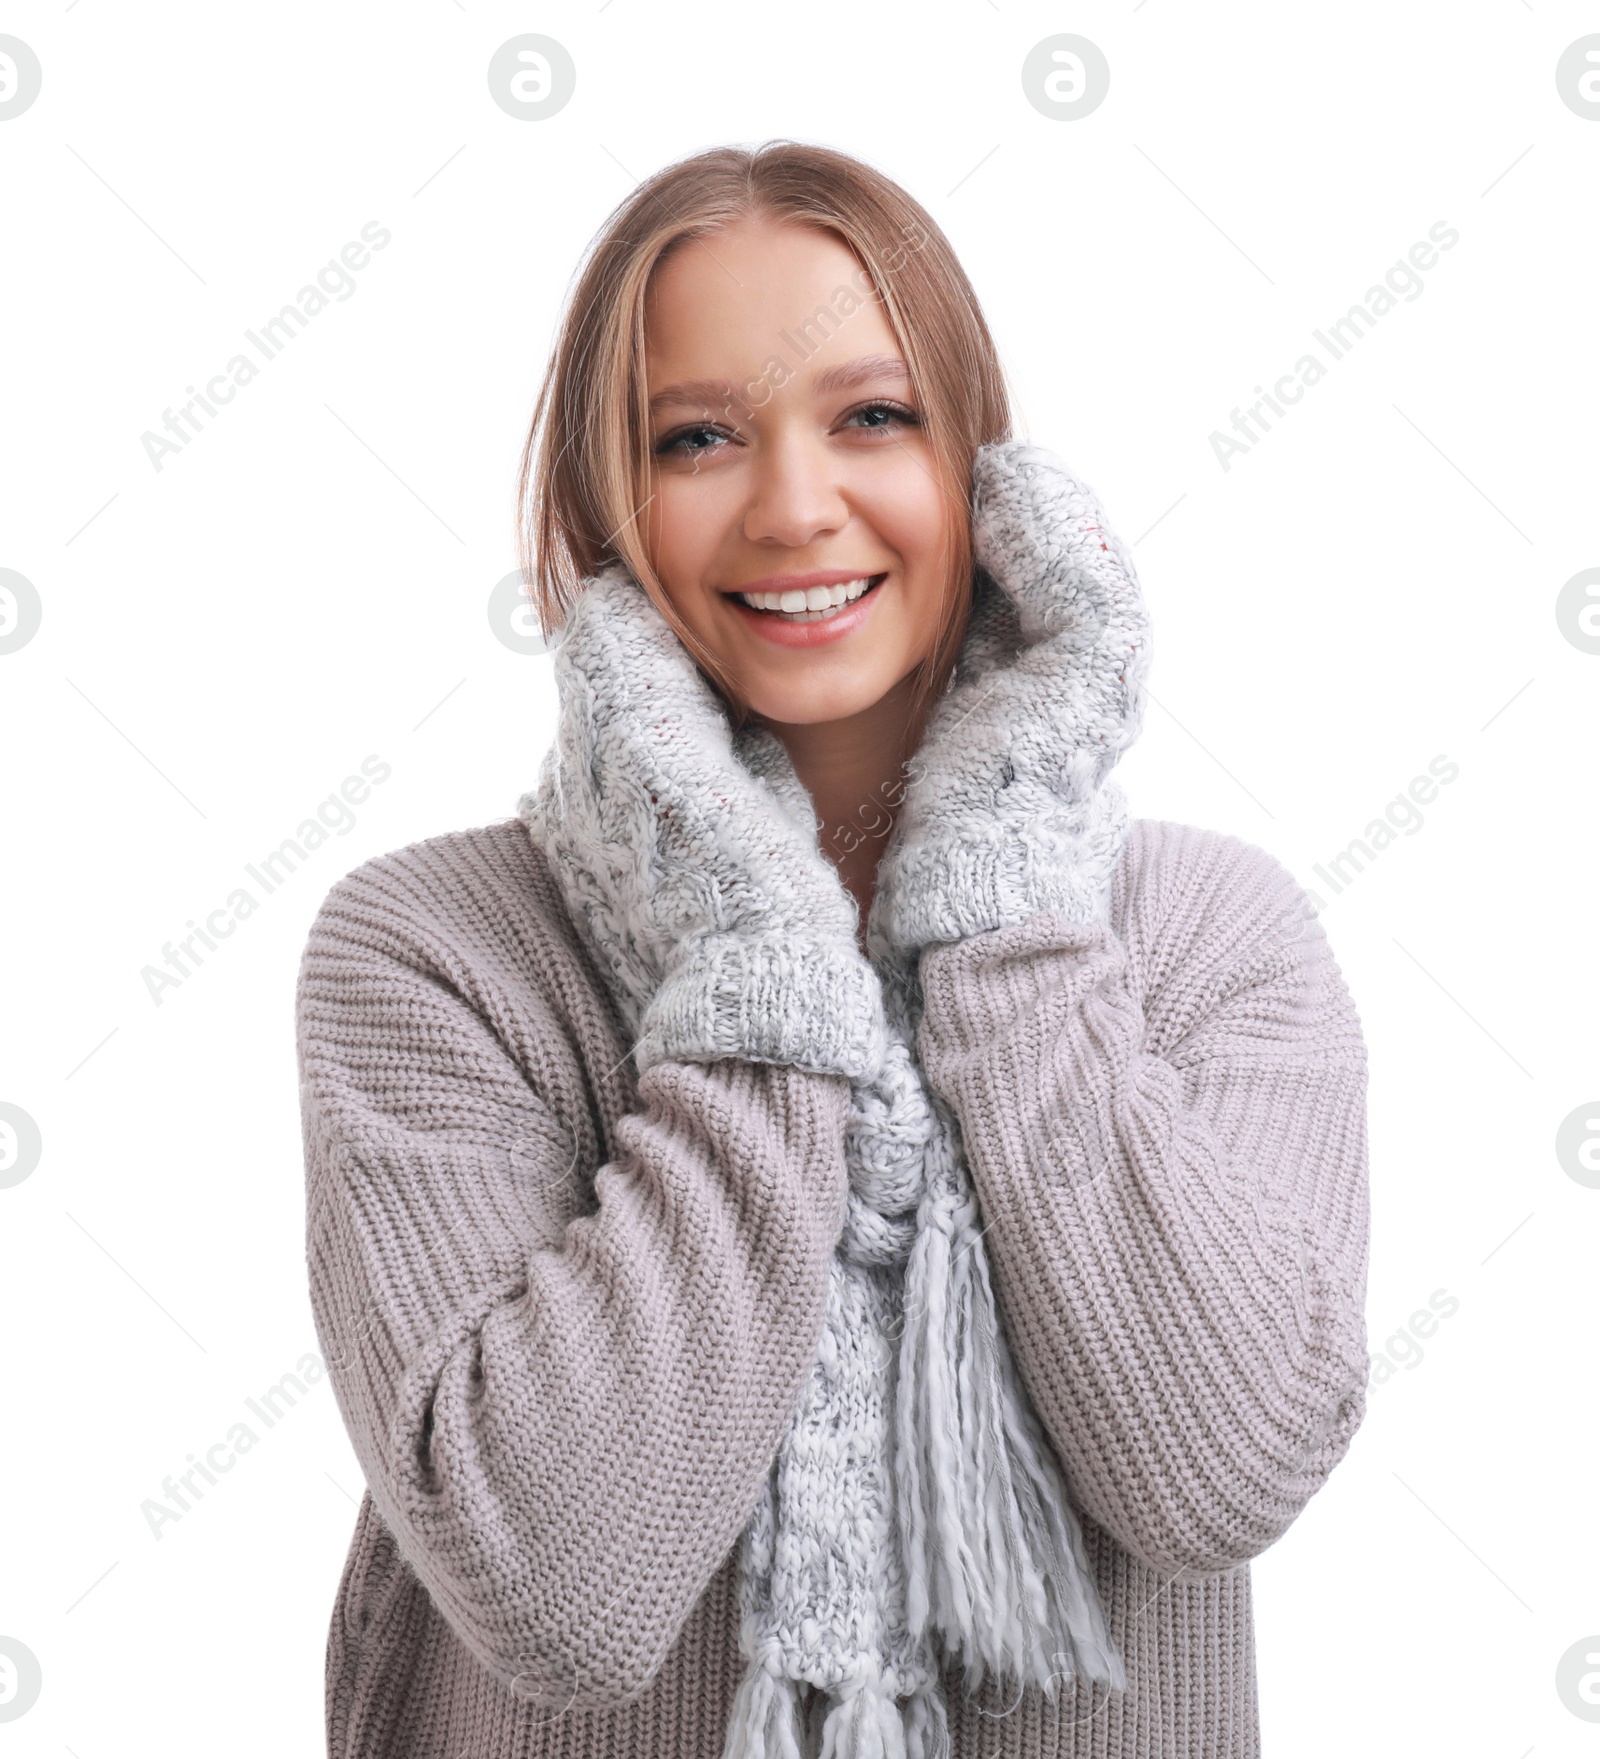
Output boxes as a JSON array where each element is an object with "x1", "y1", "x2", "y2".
[{"x1": 297, "y1": 810, "x2": 1370, "y2": 1757}]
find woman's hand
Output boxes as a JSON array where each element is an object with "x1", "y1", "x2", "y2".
[
  {"x1": 532, "y1": 565, "x2": 887, "y2": 1079},
  {"x1": 867, "y1": 441, "x2": 1153, "y2": 955}
]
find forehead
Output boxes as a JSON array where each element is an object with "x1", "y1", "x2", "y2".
[{"x1": 643, "y1": 216, "x2": 904, "y2": 392}]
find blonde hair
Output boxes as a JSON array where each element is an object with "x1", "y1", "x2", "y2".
[{"x1": 515, "y1": 139, "x2": 1013, "y2": 732}]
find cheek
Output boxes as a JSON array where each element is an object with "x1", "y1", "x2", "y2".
[
  {"x1": 646, "y1": 476, "x2": 705, "y2": 590},
  {"x1": 862, "y1": 463, "x2": 954, "y2": 590},
  {"x1": 648, "y1": 471, "x2": 736, "y2": 592}
]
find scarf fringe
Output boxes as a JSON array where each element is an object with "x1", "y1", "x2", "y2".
[
  {"x1": 723, "y1": 1663, "x2": 952, "y2": 1759},
  {"x1": 896, "y1": 1160, "x2": 1127, "y2": 1702},
  {"x1": 900, "y1": 1674, "x2": 953, "y2": 1759},
  {"x1": 819, "y1": 1667, "x2": 951, "y2": 1759},
  {"x1": 721, "y1": 1662, "x2": 808, "y2": 1759}
]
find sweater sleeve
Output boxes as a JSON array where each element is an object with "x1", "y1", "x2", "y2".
[
  {"x1": 912, "y1": 825, "x2": 1371, "y2": 1580},
  {"x1": 296, "y1": 859, "x2": 852, "y2": 1709}
]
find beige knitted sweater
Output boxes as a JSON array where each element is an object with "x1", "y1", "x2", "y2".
[{"x1": 296, "y1": 811, "x2": 1370, "y2": 1758}]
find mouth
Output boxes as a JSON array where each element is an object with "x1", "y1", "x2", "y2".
[{"x1": 727, "y1": 573, "x2": 887, "y2": 625}]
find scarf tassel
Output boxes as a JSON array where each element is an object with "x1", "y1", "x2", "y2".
[
  {"x1": 722, "y1": 1662, "x2": 808, "y2": 1759},
  {"x1": 899, "y1": 1673, "x2": 953, "y2": 1759},
  {"x1": 724, "y1": 1663, "x2": 951, "y2": 1759},
  {"x1": 814, "y1": 1665, "x2": 951, "y2": 1759},
  {"x1": 895, "y1": 1152, "x2": 1128, "y2": 1703}
]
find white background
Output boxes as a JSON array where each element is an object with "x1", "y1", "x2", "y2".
[{"x1": 2, "y1": 2, "x2": 1597, "y2": 1753}]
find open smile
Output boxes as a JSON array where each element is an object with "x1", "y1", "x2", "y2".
[
  {"x1": 735, "y1": 574, "x2": 882, "y2": 620},
  {"x1": 722, "y1": 571, "x2": 889, "y2": 648}
]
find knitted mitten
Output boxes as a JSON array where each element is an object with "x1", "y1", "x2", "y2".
[
  {"x1": 868, "y1": 441, "x2": 1153, "y2": 955},
  {"x1": 525, "y1": 565, "x2": 887, "y2": 1082}
]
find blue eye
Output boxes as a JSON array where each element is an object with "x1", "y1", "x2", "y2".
[
  {"x1": 655, "y1": 422, "x2": 730, "y2": 458},
  {"x1": 842, "y1": 399, "x2": 920, "y2": 432}
]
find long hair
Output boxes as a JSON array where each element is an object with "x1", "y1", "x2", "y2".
[{"x1": 515, "y1": 139, "x2": 1014, "y2": 733}]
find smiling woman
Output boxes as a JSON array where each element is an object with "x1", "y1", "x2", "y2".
[
  {"x1": 516, "y1": 147, "x2": 1011, "y2": 924},
  {"x1": 299, "y1": 138, "x2": 1371, "y2": 1759}
]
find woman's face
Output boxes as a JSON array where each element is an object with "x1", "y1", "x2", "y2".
[{"x1": 641, "y1": 216, "x2": 957, "y2": 728}]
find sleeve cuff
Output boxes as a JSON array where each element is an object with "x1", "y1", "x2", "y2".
[
  {"x1": 634, "y1": 931, "x2": 888, "y2": 1082},
  {"x1": 873, "y1": 807, "x2": 1125, "y2": 949}
]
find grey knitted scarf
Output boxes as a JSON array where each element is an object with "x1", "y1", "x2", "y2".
[{"x1": 518, "y1": 448, "x2": 1144, "y2": 1757}]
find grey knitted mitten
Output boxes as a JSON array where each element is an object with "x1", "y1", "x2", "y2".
[
  {"x1": 868, "y1": 441, "x2": 1153, "y2": 955},
  {"x1": 522, "y1": 565, "x2": 887, "y2": 1082}
]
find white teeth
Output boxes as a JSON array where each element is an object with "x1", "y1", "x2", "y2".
[{"x1": 737, "y1": 576, "x2": 877, "y2": 617}]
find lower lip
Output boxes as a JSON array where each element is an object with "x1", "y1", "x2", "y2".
[{"x1": 726, "y1": 576, "x2": 887, "y2": 649}]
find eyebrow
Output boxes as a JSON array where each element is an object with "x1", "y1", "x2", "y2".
[{"x1": 647, "y1": 352, "x2": 911, "y2": 415}]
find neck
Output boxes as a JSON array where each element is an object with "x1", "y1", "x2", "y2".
[{"x1": 752, "y1": 671, "x2": 929, "y2": 939}]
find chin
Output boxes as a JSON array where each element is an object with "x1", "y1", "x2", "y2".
[{"x1": 743, "y1": 673, "x2": 897, "y2": 728}]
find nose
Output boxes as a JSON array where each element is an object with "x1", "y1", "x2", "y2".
[{"x1": 741, "y1": 429, "x2": 849, "y2": 550}]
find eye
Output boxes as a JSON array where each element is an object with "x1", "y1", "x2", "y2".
[
  {"x1": 654, "y1": 420, "x2": 735, "y2": 459},
  {"x1": 838, "y1": 398, "x2": 921, "y2": 435}
]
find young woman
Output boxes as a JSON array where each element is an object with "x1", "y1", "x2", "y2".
[{"x1": 297, "y1": 142, "x2": 1371, "y2": 1759}]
